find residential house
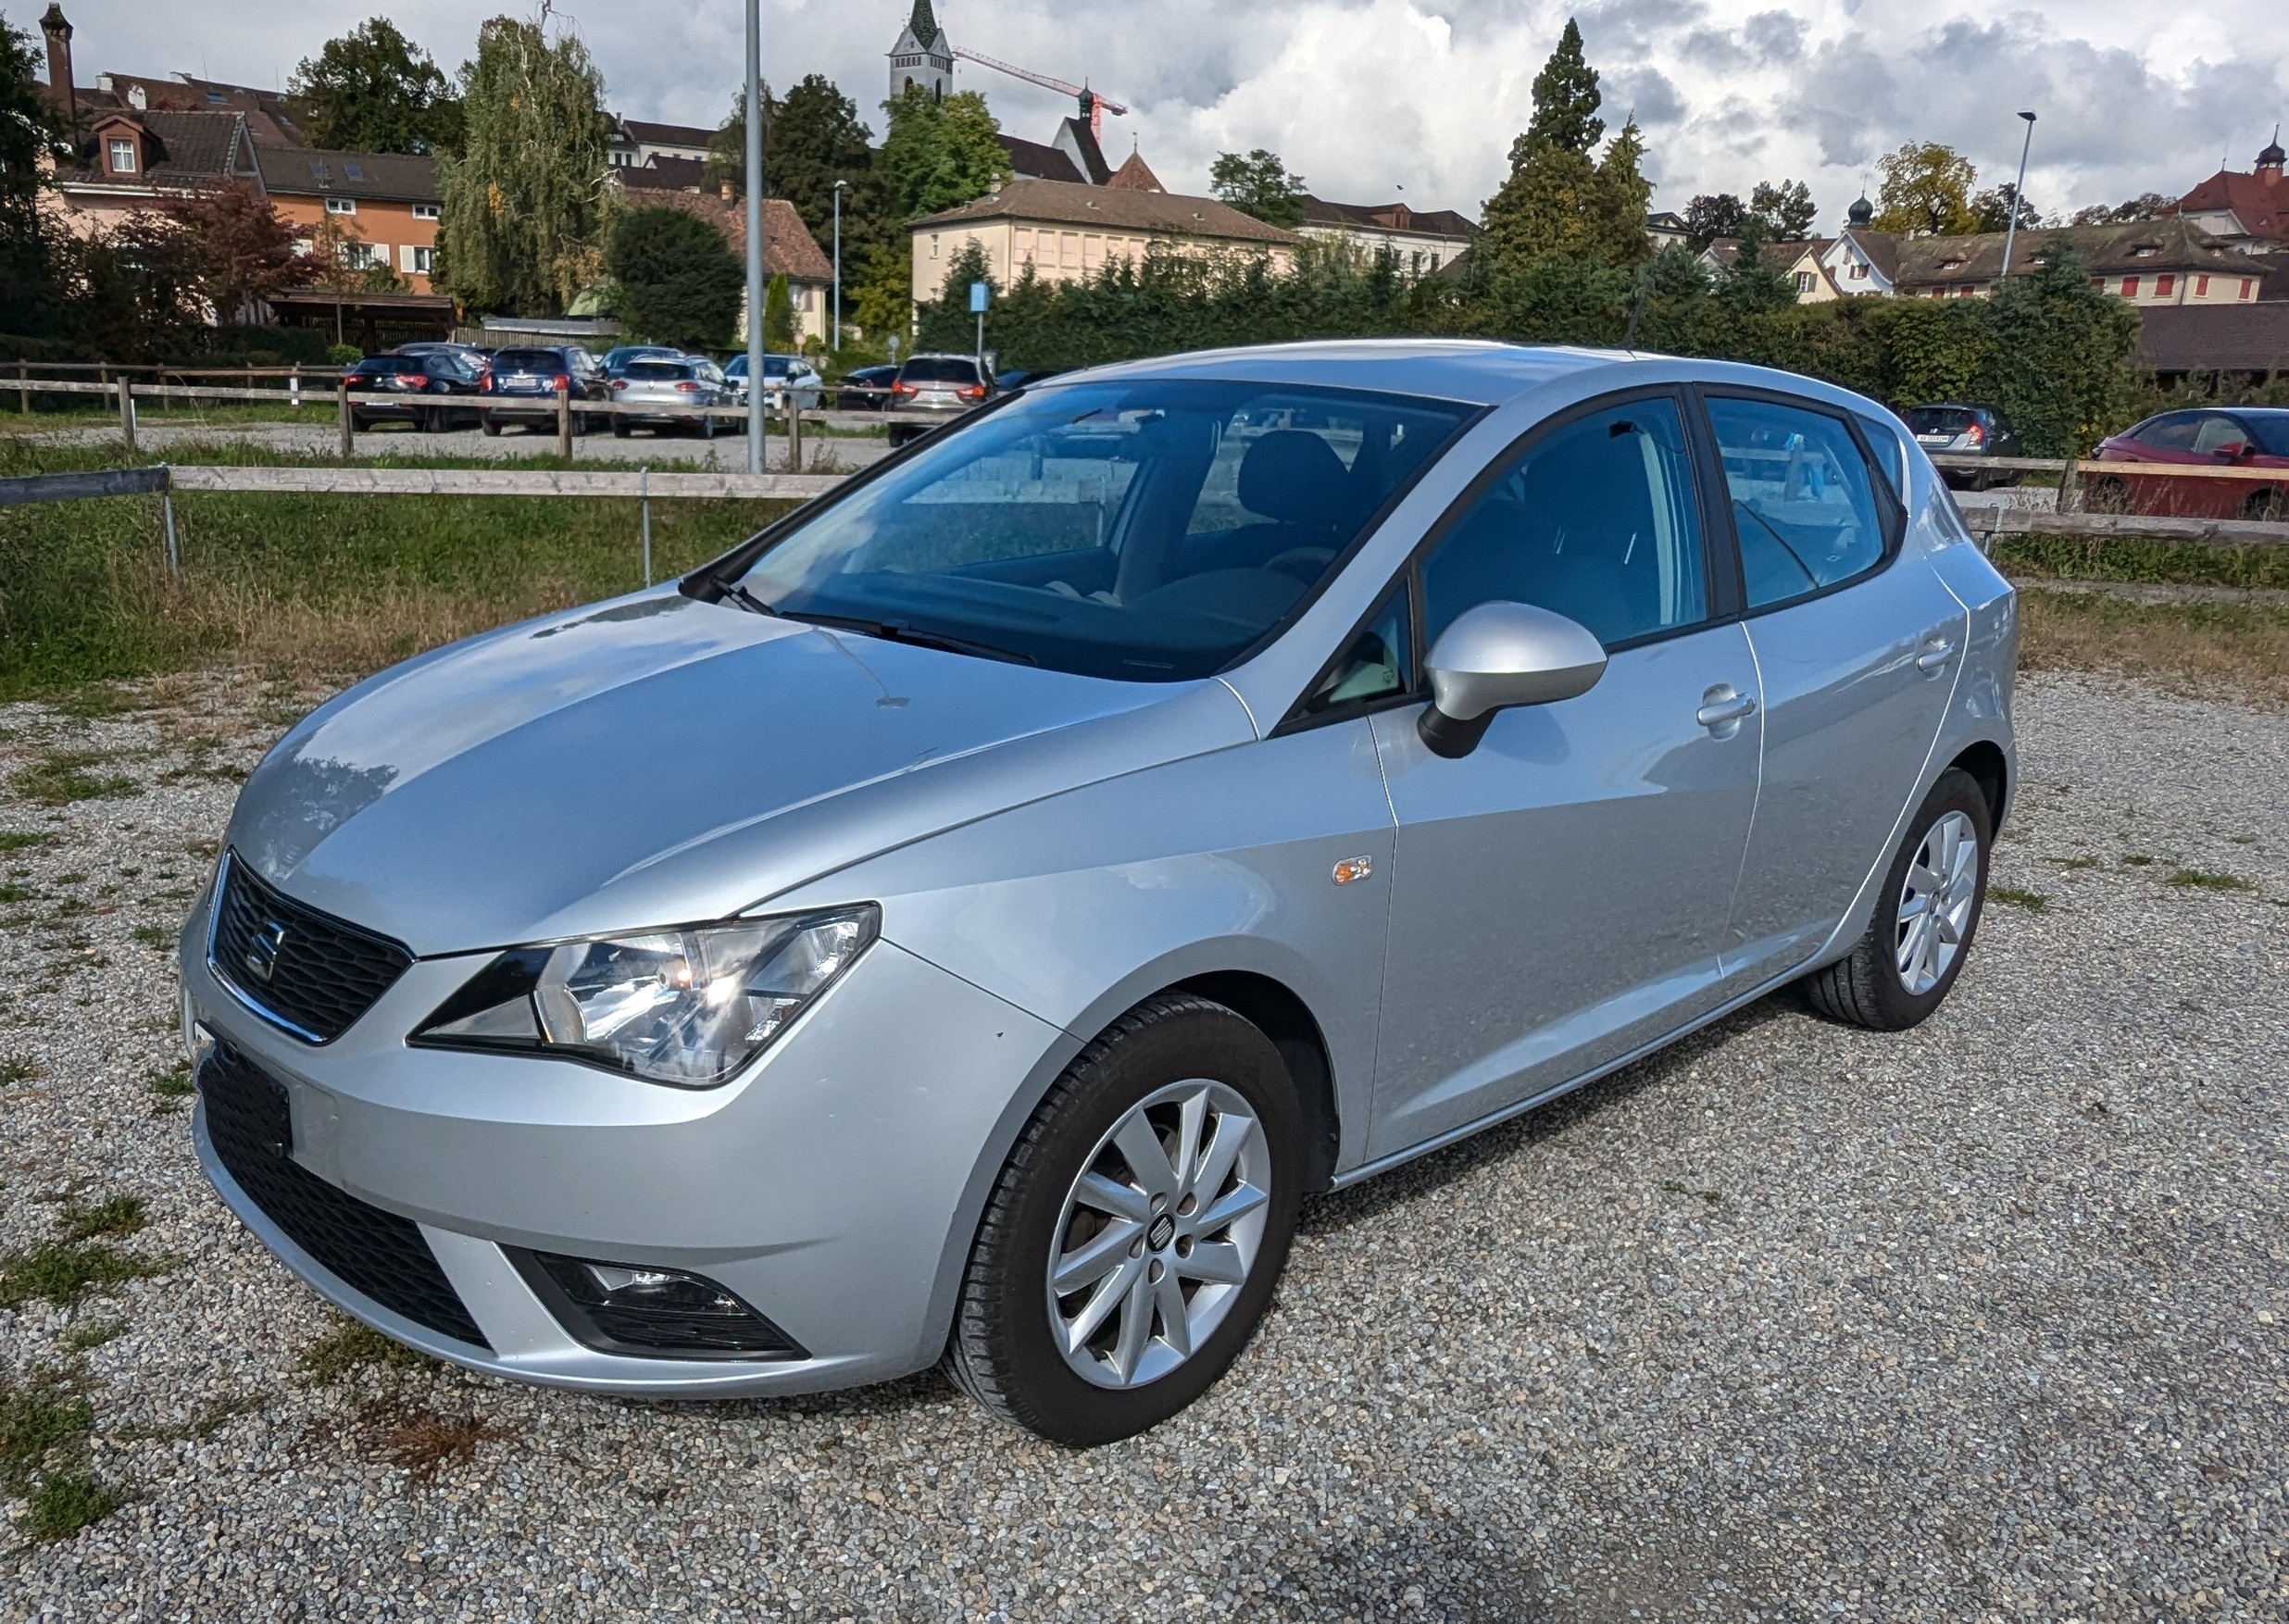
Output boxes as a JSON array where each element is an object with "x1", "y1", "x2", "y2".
[
  {"x1": 36, "y1": 6, "x2": 305, "y2": 144},
  {"x1": 2170, "y1": 135, "x2": 2287, "y2": 253},
  {"x1": 249, "y1": 146, "x2": 443, "y2": 294},
  {"x1": 43, "y1": 108, "x2": 249, "y2": 234},
  {"x1": 607, "y1": 117, "x2": 716, "y2": 171},
  {"x1": 1645, "y1": 209, "x2": 1689, "y2": 252},
  {"x1": 1819, "y1": 214, "x2": 2259, "y2": 306},
  {"x1": 1295, "y1": 196, "x2": 1476, "y2": 279},
  {"x1": 908, "y1": 178, "x2": 1298, "y2": 306},
  {"x1": 607, "y1": 169, "x2": 835, "y2": 344},
  {"x1": 1699, "y1": 236, "x2": 1842, "y2": 303}
]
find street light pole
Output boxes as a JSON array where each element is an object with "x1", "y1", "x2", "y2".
[
  {"x1": 2000, "y1": 110, "x2": 2036, "y2": 286},
  {"x1": 743, "y1": 0, "x2": 765, "y2": 474},
  {"x1": 832, "y1": 179, "x2": 848, "y2": 354}
]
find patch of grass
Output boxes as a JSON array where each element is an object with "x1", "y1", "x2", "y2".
[
  {"x1": 1992, "y1": 885, "x2": 2049, "y2": 910},
  {"x1": 146, "y1": 1060, "x2": 194, "y2": 1097},
  {"x1": 10, "y1": 751, "x2": 140, "y2": 805},
  {"x1": 46, "y1": 685, "x2": 139, "y2": 719},
  {"x1": 2053, "y1": 855, "x2": 2101, "y2": 870},
  {"x1": 2230, "y1": 834, "x2": 2258, "y2": 845},
  {"x1": 2120, "y1": 855, "x2": 2154, "y2": 867},
  {"x1": 27, "y1": 1468, "x2": 127, "y2": 1538},
  {"x1": 0, "y1": 1242, "x2": 164, "y2": 1308},
  {"x1": 62, "y1": 1318, "x2": 127, "y2": 1351},
  {"x1": 1659, "y1": 1178, "x2": 1723, "y2": 1206},
  {"x1": 0, "y1": 831, "x2": 48, "y2": 853},
  {"x1": 130, "y1": 922, "x2": 174, "y2": 948},
  {"x1": 2169, "y1": 868, "x2": 2255, "y2": 892},
  {"x1": 0, "y1": 1055, "x2": 39, "y2": 1085},
  {"x1": 0, "y1": 881, "x2": 34, "y2": 902},
  {"x1": 1994, "y1": 532, "x2": 2289, "y2": 593},
  {"x1": 295, "y1": 1318, "x2": 440, "y2": 1386},
  {"x1": 56, "y1": 1193, "x2": 145, "y2": 1242},
  {"x1": 2016, "y1": 588, "x2": 2289, "y2": 706}
]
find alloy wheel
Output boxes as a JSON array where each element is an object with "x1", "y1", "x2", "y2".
[
  {"x1": 1045, "y1": 1079, "x2": 1270, "y2": 1390},
  {"x1": 1895, "y1": 809, "x2": 1979, "y2": 995}
]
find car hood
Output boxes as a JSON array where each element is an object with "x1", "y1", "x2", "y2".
[{"x1": 227, "y1": 590, "x2": 1255, "y2": 956}]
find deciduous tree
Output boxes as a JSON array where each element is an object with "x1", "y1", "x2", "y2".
[
  {"x1": 878, "y1": 85, "x2": 1008, "y2": 221},
  {"x1": 1871, "y1": 143, "x2": 1978, "y2": 236},
  {"x1": 169, "y1": 182, "x2": 306, "y2": 318},
  {"x1": 291, "y1": 19, "x2": 463, "y2": 155},
  {"x1": 1209, "y1": 150, "x2": 1307, "y2": 229},
  {"x1": 1682, "y1": 194, "x2": 1745, "y2": 253},
  {"x1": 2069, "y1": 192, "x2": 2174, "y2": 226},
  {"x1": 437, "y1": 15, "x2": 615, "y2": 315},
  {"x1": 1748, "y1": 179, "x2": 1817, "y2": 241}
]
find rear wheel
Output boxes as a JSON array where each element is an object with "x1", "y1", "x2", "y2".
[
  {"x1": 1803, "y1": 768, "x2": 1991, "y2": 1031},
  {"x1": 610, "y1": 418, "x2": 630, "y2": 439},
  {"x1": 2084, "y1": 475, "x2": 2130, "y2": 514},
  {"x1": 2245, "y1": 486, "x2": 2286, "y2": 523},
  {"x1": 945, "y1": 994, "x2": 1302, "y2": 1446},
  {"x1": 481, "y1": 417, "x2": 501, "y2": 437}
]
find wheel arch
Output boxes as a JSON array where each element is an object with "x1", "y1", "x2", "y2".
[
  {"x1": 1948, "y1": 738, "x2": 2009, "y2": 831},
  {"x1": 1171, "y1": 969, "x2": 1342, "y2": 1193}
]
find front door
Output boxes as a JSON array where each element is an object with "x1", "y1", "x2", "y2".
[
  {"x1": 1701, "y1": 393, "x2": 1967, "y2": 985},
  {"x1": 1366, "y1": 394, "x2": 1763, "y2": 1158}
]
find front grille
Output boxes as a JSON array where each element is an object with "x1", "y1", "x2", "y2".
[
  {"x1": 200, "y1": 1042, "x2": 488, "y2": 1349},
  {"x1": 209, "y1": 854, "x2": 413, "y2": 1043}
]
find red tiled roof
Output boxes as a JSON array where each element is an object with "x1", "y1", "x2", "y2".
[
  {"x1": 2172, "y1": 169, "x2": 2289, "y2": 243},
  {"x1": 609, "y1": 181, "x2": 832, "y2": 281}
]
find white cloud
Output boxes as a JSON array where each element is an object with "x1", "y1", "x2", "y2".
[{"x1": 34, "y1": 0, "x2": 2289, "y2": 231}]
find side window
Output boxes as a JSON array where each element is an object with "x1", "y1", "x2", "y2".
[
  {"x1": 1305, "y1": 586, "x2": 1412, "y2": 715},
  {"x1": 2136, "y1": 413, "x2": 2200, "y2": 450},
  {"x1": 2192, "y1": 415, "x2": 2247, "y2": 455},
  {"x1": 1856, "y1": 411, "x2": 1909, "y2": 501},
  {"x1": 1420, "y1": 396, "x2": 1707, "y2": 651},
  {"x1": 1706, "y1": 396, "x2": 1887, "y2": 610}
]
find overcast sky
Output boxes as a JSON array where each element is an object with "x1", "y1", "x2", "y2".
[{"x1": 31, "y1": 0, "x2": 2289, "y2": 231}]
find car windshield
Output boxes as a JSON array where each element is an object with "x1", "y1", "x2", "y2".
[
  {"x1": 623, "y1": 361, "x2": 693, "y2": 381},
  {"x1": 1905, "y1": 406, "x2": 1976, "y2": 434},
  {"x1": 902, "y1": 357, "x2": 980, "y2": 384},
  {"x1": 2243, "y1": 413, "x2": 2289, "y2": 456},
  {"x1": 493, "y1": 349, "x2": 565, "y2": 372},
  {"x1": 734, "y1": 379, "x2": 1475, "y2": 682}
]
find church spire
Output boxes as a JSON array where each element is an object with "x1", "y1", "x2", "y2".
[{"x1": 908, "y1": 0, "x2": 942, "y2": 44}]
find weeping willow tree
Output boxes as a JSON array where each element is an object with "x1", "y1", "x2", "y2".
[{"x1": 437, "y1": 14, "x2": 615, "y2": 315}]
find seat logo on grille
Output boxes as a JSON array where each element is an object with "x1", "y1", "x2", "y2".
[{"x1": 244, "y1": 919, "x2": 288, "y2": 984}]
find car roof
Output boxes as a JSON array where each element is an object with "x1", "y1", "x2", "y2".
[{"x1": 1044, "y1": 339, "x2": 1668, "y2": 407}]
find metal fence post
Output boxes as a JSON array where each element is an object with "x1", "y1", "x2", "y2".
[
  {"x1": 640, "y1": 464, "x2": 653, "y2": 587},
  {"x1": 337, "y1": 379, "x2": 353, "y2": 459},
  {"x1": 160, "y1": 467, "x2": 180, "y2": 577},
  {"x1": 557, "y1": 387, "x2": 572, "y2": 460},
  {"x1": 119, "y1": 377, "x2": 135, "y2": 451}
]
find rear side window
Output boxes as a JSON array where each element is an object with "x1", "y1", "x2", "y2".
[
  {"x1": 901, "y1": 357, "x2": 980, "y2": 384},
  {"x1": 1420, "y1": 395, "x2": 1707, "y2": 651},
  {"x1": 1707, "y1": 396, "x2": 1887, "y2": 611},
  {"x1": 2132, "y1": 413, "x2": 2200, "y2": 450}
]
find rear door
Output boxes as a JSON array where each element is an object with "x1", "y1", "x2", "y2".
[
  {"x1": 1703, "y1": 391, "x2": 1966, "y2": 988},
  {"x1": 1366, "y1": 392, "x2": 1764, "y2": 1156}
]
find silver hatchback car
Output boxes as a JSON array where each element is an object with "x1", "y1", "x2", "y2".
[{"x1": 182, "y1": 341, "x2": 2016, "y2": 1444}]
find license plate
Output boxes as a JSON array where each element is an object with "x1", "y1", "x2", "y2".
[{"x1": 1915, "y1": 434, "x2": 1950, "y2": 445}]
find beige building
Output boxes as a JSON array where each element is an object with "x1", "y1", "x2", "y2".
[
  {"x1": 909, "y1": 178, "x2": 1298, "y2": 305},
  {"x1": 1820, "y1": 214, "x2": 2259, "y2": 307},
  {"x1": 1295, "y1": 196, "x2": 1475, "y2": 279}
]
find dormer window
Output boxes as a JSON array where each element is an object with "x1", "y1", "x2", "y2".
[{"x1": 106, "y1": 136, "x2": 138, "y2": 175}]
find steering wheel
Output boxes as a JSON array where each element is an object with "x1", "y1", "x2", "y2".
[{"x1": 1264, "y1": 546, "x2": 1337, "y2": 582}]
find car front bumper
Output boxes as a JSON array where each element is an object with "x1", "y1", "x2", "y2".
[{"x1": 181, "y1": 895, "x2": 1064, "y2": 1397}]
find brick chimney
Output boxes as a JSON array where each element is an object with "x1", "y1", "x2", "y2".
[{"x1": 40, "y1": 5, "x2": 74, "y2": 121}]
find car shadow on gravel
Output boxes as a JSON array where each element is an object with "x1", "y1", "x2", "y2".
[{"x1": 1298, "y1": 993, "x2": 1805, "y2": 1238}]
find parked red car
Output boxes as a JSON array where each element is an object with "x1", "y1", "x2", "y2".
[{"x1": 2089, "y1": 408, "x2": 2289, "y2": 520}]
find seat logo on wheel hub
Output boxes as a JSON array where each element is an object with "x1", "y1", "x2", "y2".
[{"x1": 1146, "y1": 1214, "x2": 1176, "y2": 1252}]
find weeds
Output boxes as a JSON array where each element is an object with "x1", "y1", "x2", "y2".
[
  {"x1": 0, "y1": 1055, "x2": 39, "y2": 1085},
  {"x1": 2053, "y1": 855, "x2": 2101, "y2": 870},
  {"x1": 146, "y1": 1061, "x2": 194, "y2": 1097},
  {"x1": 56, "y1": 1193, "x2": 145, "y2": 1243},
  {"x1": 296, "y1": 1318, "x2": 439, "y2": 1386},
  {"x1": 62, "y1": 1318, "x2": 127, "y2": 1351},
  {"x1": 0, "y1": 1365, "x2": 124, "y2": 1540},
  {"x1": 131, "y1": 923, "x2": 174, "y2": 948},
  {"x1": 11, "y1": 752, "x2": 139, "y2": 805},
  {"x1": 0, "y1": 831, "x2": 49, "y2": 852},
  {"x1": 0, "y1": 881, "x2": 33, "y2": 902},
  {"x1": 0, "y1": 1242, "x2": 164, "y2": 1308},
  {"x1": 2169, "y1": 868, "x2": 2255, "y2": 892},
  {"x1": 1992, "y1": 886, "x2": 2049, "y2": 910},
  {"x1": 357, "y1": 1400, "x2": 507, "y2": 1484}
]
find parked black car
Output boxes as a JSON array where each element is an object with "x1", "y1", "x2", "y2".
[
  {"x1": 994, "y1": 366, "x2": 1069, "y2": 393},
  {"x1": 834, "y1": 363, "x2": 900, "y2": 410},
  {"x1": 479, "y1": 346, "x2": 612, "y2": 435},
  {"x1": 1903, "y1": 404, "x2": 2022, "y2": 490},
  {"x1": 346, "y1": 352, "x2": 486, "y2": 431}
]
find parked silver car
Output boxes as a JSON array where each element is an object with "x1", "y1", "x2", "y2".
[
  {"x1": 885, "y1": 353, "x2": 993, "y2": 446},
  {"x1": 181, "y1": 341, "x2": 2017, "y2": 1445},
  {"x1": 607, "y1": 356, "x2": 732, "y2": 439}
]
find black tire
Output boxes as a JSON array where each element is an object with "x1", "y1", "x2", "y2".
[
  {"x1": 1804, "y1": 768, "x2": 1992, "y2": 1031},
  {"x1": 610, "y1": 418, "x2": 630, "y2": 439},
  {"x1": 2245, "y1": 486, "x2": 2286, "y2": 523},
  {"x1": 944, "y1": 993, "x2": 1303, "y2": 1446},
  {"x1": 481, "y1": 417, "x2": 501, "y2": 437},
  {"x1": 2085, "y1": 475, "x2": 2129, "y2": 514}
]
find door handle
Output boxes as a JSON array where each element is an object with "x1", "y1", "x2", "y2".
[
  {"x1": 1696, "y1": 688, "x2": 1757, "y2": 729},
  {"x1": 1917, "y1": 638, "x2": 1958, "y2": 673}
]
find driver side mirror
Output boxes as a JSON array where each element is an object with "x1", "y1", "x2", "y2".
[
  {"x1": 2215, "y1": 441, "x2": 2249, "y2": 461},
  {"x1": 1418, "y1": 601, "x2": 1607, "y2": 758}
]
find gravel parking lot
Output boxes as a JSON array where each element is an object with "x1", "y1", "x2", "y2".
[{"x1": 2, "y1": 669, "x2": 2284, "y2": 1620}]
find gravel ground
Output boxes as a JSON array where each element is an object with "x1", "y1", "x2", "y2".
[
  {"x1": 1, "y1": 669, "x2": 2284, "y2": 1621},
  {"x1": 8, "y1": 414, "x2": 894, "y2": 472}
]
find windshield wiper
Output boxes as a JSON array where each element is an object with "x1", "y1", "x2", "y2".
[{"x1": 771, "y1": 606, "x2": 1041, "y2": 667}]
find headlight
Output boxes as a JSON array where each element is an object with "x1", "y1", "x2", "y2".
[{"x1": 410, "y1": 906, "x2": 877, "y2": 1086}]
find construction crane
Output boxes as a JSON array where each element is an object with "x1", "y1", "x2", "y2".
[{"x1": 954, "y1": 47, "x2": 1128, "y2": 141}]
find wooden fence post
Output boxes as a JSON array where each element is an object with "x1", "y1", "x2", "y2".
[
  {"x1": 337, "y1": 380, "x2": 353, "y2": 459},
  {"x1": 2056, "y1": 456, "x2": 2082, "y2": 516},
  {"x1": 118, "y1": 377, "x2": 135, "y2": 451},
  {"x1": 557, "y1": 386, "x2": 572, "y2": 460},
  {"x1": 787, "y1": 397, "x2": 803, "y2": 472},
  {"x1": 290, "y1": 364, "x2": 302, "y2": 410},
  {"x1": 15, "y1": 360, "x2": 26, "y2": 417}
]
